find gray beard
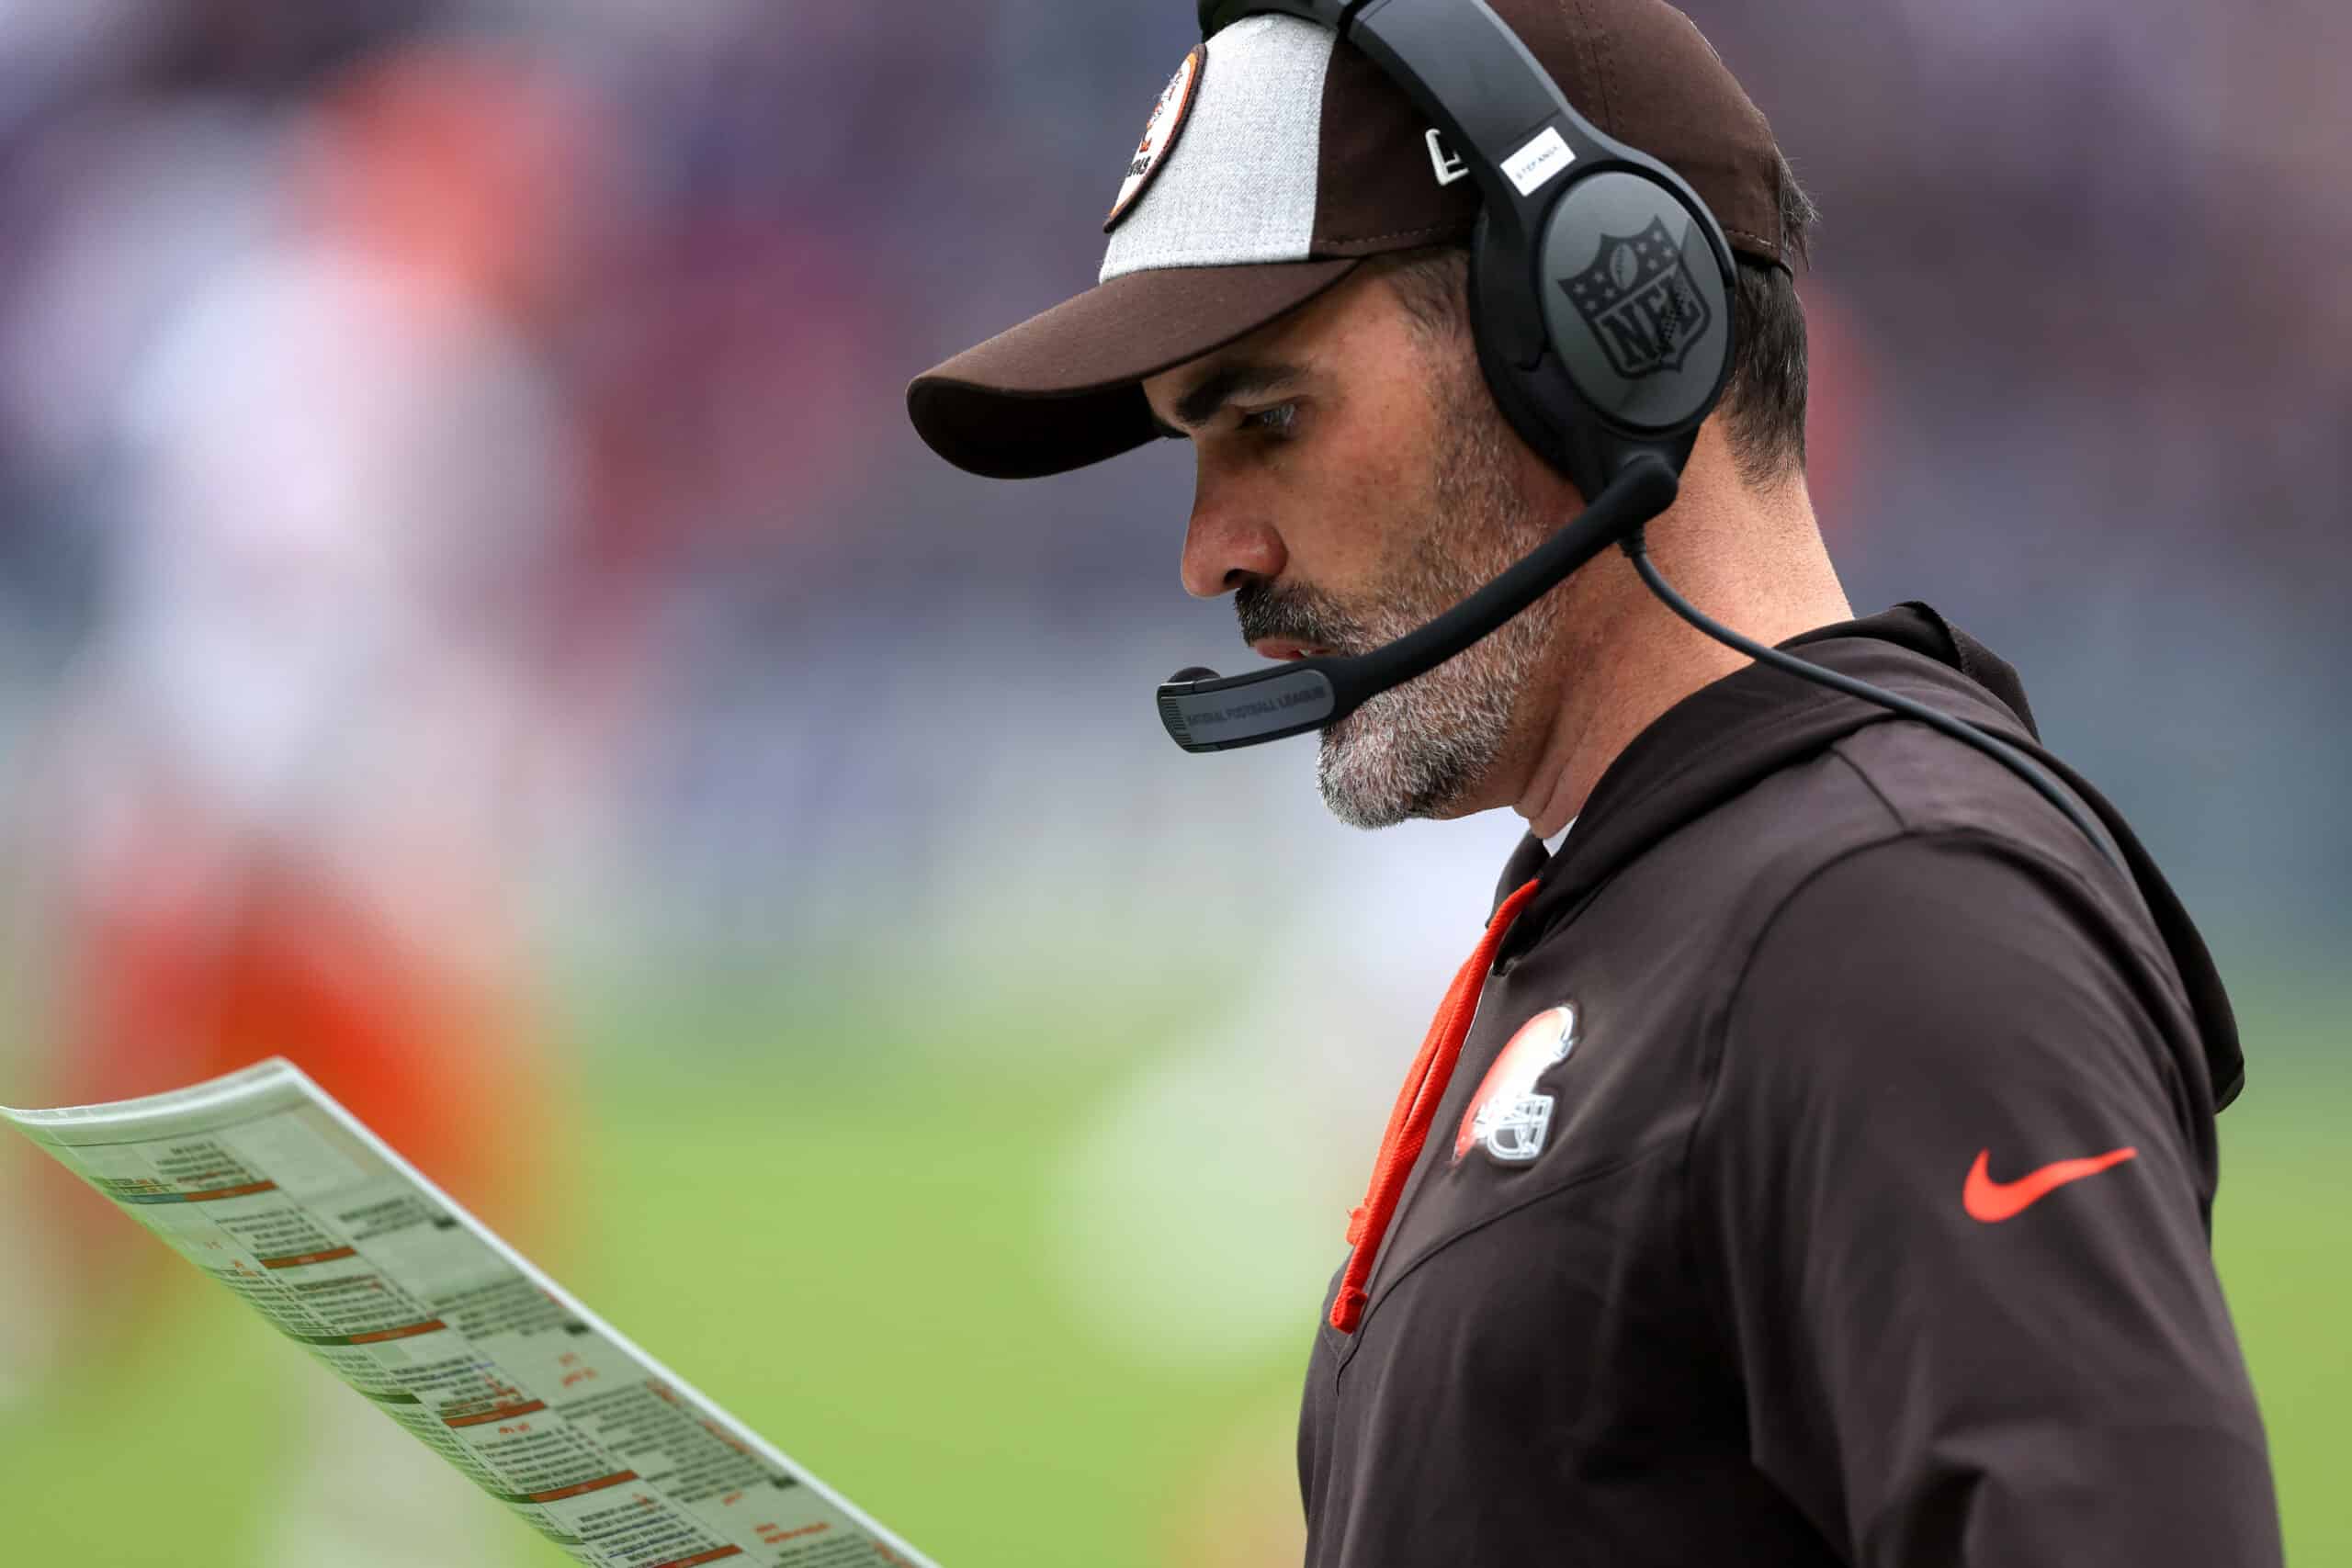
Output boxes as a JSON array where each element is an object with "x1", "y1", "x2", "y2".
[{"x1": 1237, "y1": 374, "x2": 1558, "y2": 830}]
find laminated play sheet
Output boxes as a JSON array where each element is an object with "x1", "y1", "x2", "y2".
[{"x1": 4, "y1": 1058, "x2": 935, "y2": 1568}]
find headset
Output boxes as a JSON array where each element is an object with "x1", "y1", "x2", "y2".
[
  {"x1": 1159, "y1": 0, "x2": 1727, "y2": 752},
  {"x1": 1155, "y1": 0, "x2": 2120, "y2": 870}
]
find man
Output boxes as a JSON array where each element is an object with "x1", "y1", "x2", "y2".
[{"x1": 907, "y1": 3, "x2": 2281, "y2": 1563}]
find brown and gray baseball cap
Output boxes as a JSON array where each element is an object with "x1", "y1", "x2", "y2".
[{"x1": 907, "y1": 0, "x2": 1785, "y2": 479}]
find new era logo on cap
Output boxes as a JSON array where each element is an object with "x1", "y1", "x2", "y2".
[{"x1": 1427, "y1": 129, "x2": 1470, "y2": 187}]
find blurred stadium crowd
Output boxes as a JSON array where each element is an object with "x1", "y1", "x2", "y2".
[
  {"x1": 0, "y1": 0, "x2": 2343, "y2": 1003},
  {"x1": 0, "y1": 1, "x2": 2342, "y2": 1562}
]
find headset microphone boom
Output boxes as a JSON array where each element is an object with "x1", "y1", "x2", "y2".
[{"x1": 1157, "y1": 455, "x2": 1677, "y2": 751}]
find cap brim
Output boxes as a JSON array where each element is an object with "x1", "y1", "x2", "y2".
[{"x1": 907, "y1": 259, "x2": 1361, "y2": 479}]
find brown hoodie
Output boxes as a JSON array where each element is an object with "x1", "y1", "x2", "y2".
[{"x1": 1298, "y1": 604, "x2": 2277, "y2": 1567}]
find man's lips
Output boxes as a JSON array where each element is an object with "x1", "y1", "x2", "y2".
[{"x1": 1250, "y1": 637, "x2": 1339, "y2": 661}]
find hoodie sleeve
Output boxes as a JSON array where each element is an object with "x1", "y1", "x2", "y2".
[{"x1": 1690, "y1": 831, "x2": 2280, "y2": 1568}]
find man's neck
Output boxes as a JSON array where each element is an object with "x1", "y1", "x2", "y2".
[
  {"x1": 1510, "y1": 587, "x2": 1747, "y2": 840},
  {"x1": 1510, "y1": 478, "x2": 1851, "y2": 841}
]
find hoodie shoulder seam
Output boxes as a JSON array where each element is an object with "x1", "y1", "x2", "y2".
[
  {"x1": 1677, "y1": 825, "x2": 1916, "y2": 1372},
  {"x1": 1826, "y1": 743, "x2": 1911, "y2": 834}
]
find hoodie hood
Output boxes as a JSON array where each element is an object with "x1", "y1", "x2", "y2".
[{"x1": 1491, "y1": 603, "x2": 2244, "y2": 1109}]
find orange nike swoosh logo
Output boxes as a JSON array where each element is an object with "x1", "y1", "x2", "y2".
[{"x1": 1963, "y1": 1145, "x2": 2138, "y2": 1223}]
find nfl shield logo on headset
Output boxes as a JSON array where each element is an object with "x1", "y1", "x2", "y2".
[{"x1": 1557, "y1": 217, "x2": 1714, "y2": 378}]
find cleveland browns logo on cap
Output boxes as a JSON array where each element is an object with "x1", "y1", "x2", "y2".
[
  {"x1": 1105, "y1": 45, "x2": 1204, "y2": 232},
  {"x1": 1455, "y1": 1004, "x2": 1579, "y2": 1165}
]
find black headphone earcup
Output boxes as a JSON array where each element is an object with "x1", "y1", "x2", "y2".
[
  {"x1": 1467, "y1": 178, "x2": 1733, "y2": 502},
  {"x1": 1534, "y1": 173, "x2": 1734, "y2": 435},
  {"x1": 1467, "y1": 210, "x2": 1579, "y2": 479}
]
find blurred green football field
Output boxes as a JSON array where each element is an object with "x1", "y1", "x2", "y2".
[{"x1": 2, "y1": 989, "x2": 2346, "y2": 1567}]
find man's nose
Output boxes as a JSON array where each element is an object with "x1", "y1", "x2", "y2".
[{"x1": 1179, "y1": 488, "x2": 1287, "y2": 600}]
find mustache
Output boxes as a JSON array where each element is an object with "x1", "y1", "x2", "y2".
[{"x1": 1235, "y1": 580, "x2": 1373, "y2": 655}]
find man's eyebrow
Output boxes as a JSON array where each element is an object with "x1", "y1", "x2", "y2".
[{"x1": 1152, "y1": 360, "x2": 1307, "y2": 438}]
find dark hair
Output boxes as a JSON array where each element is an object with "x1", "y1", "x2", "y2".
[{"x1": 1375, "y1": 152, "x2": 1819, "y2": 488}]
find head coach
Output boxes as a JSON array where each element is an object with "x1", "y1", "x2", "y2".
[{"x1": 906, "y1": 1, "x2": 2282, "y2": 1562}]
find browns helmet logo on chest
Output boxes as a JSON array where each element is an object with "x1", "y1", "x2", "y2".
[{"x1": 1454, "y1": 1004, "x2": 1580, "y2": 1165}]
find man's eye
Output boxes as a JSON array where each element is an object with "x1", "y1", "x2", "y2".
[{"x1": 1239, "y1": 403, "x2": 1299, "y2": 436}]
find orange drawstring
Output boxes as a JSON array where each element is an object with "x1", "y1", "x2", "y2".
[{"x1": 1330, "y1": 877, "x2": 1544, "y2": 1334}]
